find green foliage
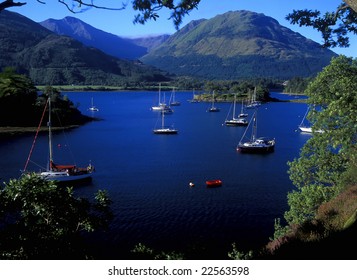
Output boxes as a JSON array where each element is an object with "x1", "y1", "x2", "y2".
[
  {"x1": 270, "y1": 218, "x2": 290, "y2": 240},
  {"x1": 286, "y1": 4, "x2": 357, "y2": 48},
  {"x1": 131, "y1": 243, "x2": 184, "y2": 260},
  {"x1": 132, "y1": 0, "x2": 201, "y2": 29},
  {"x1": 286, "y1": 55, "x2": 357, "y2": 226},
  {"x1": 0, "y1": 68, "x2": 38, "y2": 126},
  {"x1": 284, "y1": 77, "x2": 313, "y2": 94},
  {"x1": 0, "y1": 69, "x2": 92, "y2": 127},
  {"x1": 227, "y1": 243, "x2": 253, "y2": 260},
  {"x1": 0, "y1": 173, "x2": 113, "y2": 259}
]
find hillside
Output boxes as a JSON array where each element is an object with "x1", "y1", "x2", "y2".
[
  {"x1": 40, "y1": 17, "x2": 148, "y2": 60},
  {"x1": 0, "y1": 11, "x2": 169, "y2": 85},
  {"x1": 141, "y1": 10, "x2": 337, "y2": 80}
]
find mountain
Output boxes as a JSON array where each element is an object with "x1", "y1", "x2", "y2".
[
  {"x1": 40, "y1": 17, "x2": 148, "y2": 60},
  {"x1": 141, "y1": 10, "x2": 338, "y2": 80},
  {"x1": 0, "y1": 11, "x2": 169, "y2": 85},
  {"x1": 128, "y1": 34, "x2": 170, "y2": 52}
]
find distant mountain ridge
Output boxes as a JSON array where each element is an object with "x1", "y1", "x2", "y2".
[
  {"x1": 141, "y1": 10, "x2": 337, "y2": 79},
  {"x1": 0, "y1": 11, "x2": 169, "y2": 85},
  {"x1": 40, "y1": 17, "x2": 171, "y2": 60},
  {"x1": 40, "y1": 17, "x2": 149, "y2": 60}
]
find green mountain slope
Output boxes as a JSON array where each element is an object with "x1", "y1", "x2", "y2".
[
  {"x1": 141, "y1": 10, "x2": 337, "y2": 80},
  {"x1": 0, "y1": 11, "x2": 169, "y2": 85}
]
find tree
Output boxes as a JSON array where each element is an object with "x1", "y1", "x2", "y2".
[
  {"x1": 286, "y1": 1, "x2": 357, "y2": 48},
  {"x1": 0, "y1": 67, "x2": 38, "y2": 126},
  {"x1": 285, "y1": 55, "x2": 357, "y2": 225},
  {"x1": 0, "y1": 174, "x2": 113, "y2": 259}
]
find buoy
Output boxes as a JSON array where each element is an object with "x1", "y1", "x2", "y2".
[{"x1": 189, "y1": 182, "x2": 195, "y2": 187}]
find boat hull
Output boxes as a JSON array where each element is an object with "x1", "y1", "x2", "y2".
[
  {"x1": 153, "y1": 128, "x2": 178, "y2": 134},
  {"x1": 40, "y1": 171, "x2": 93, "y2": 183},
  {"x1": 237, "y1": 138, "x2": 275, "y2": 154},
  {"x1": 237, "y1": 145, "x2": 275, "y2": 153},
  {"x1": 206, "y1": 179, "x2": 222, "y2": 187},
  {"x1": 225, "y1": 119, "x2": 248, "y2": 126}
]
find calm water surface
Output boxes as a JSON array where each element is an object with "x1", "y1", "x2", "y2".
[{"x1": 0, "y1": 91, "x2": 312, "y2": 259}]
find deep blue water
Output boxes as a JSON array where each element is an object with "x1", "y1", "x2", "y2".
[{"x1": 0, "y1": 91, "x2": 312, "y2": 259}]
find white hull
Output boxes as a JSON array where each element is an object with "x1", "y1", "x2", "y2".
[
  {"x1": 40, "y1": 171, "x2": 92, "y2": 182},
  {"x1": 298, "y1": 126, "x2": 323, "y2": 133},
  {"x1": 153, "y1": 128, "x2": 178, "y2": 134}
]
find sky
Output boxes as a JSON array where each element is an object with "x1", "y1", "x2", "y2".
[{"x1": 8, "y1": 0, "x2": 357, "y2": 57}]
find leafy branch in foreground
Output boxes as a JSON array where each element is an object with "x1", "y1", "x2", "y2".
[{"x1": 0, "y1": 174, "x2": 113, "y2": 259}]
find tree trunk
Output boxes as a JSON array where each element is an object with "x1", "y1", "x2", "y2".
[{"x1": 344, "y1": 0, "x2": 357, "y2": 13}]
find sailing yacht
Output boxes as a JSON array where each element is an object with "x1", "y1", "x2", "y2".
[
  {"x1": 23, "y1": 94, "x2": 94, "y2": 183},
  {"x1": 207, "y1": 90, "x2": 220, "y2": 112},
  {"x1": 238, "y1": 100, "x2": 248, "y2": 118},
  {"x1": 245, "y1": 87, "x2": 261, "y2": 109},
  {"x1": 236, "y1": 110, "x2": 275, "y2": 153},
  {"x1": 88, "y1": 97, "x2": 99, "y2": 111},
  {"x1": 151, "y1": 83, "x2": 173, "y2": 113},
  {"x1": 298, "y1": 106, "x2": 324, "y2": 133},
  {"x1": 170, "y1": 87, "x2": 181, "y2": 106},
  {"x1": 224, "y1": 94, "x2": 248, "y2": 126},
  {"x1": 153, "y1": 108, "x2": 178, "y2": 134}
]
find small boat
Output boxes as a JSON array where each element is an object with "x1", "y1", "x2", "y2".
[
  {"x1": 23, "y1": 92, "x2": 94, "y2": 183},
  {"x1": 206, "y1": 179, "x2": 222, "y2": 187},
  {"x1": 88, "y1": 97, "x2": 99, "y2": 112},
  {"x1": 207, "y1": 90, "x2": 220, "y2": 112},
  {"x1": 153, "y1": 108, "x2": 178, "y2": 134},
  {"x1": 236, "y1": 110, "x2": 275, "y2": 153}
]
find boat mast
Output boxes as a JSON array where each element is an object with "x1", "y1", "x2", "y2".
[
  {"x1": 232, "y1": 93, "x2": 237, "y2": 118},
  {"x1": 48, "y1": 93, "x2": 53, "y2": 170},
  {"x1": 251, "y1": 110, "x2": 257, "y2": 142}
]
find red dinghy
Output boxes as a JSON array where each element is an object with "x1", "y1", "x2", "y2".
[{"x1": 206, "y1": 179, "x2": 222, "y2": 187}]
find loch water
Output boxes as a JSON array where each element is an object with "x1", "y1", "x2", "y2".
[{"x1": 0, "y1": 91, "x2": 312, "y2": 259}]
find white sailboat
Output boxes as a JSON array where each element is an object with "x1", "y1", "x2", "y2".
[
  {"x1": 245, "y1": 87, "x2": 261, "y2": 109},
  {"x1": 23, "y1": 94, "x2": 94, "y2": 183},
  {"x1": 238, "y1": 99, "x2": 248, "y2": 118},
  {"x1": 88, "y1": 97, "x2": 99, "y2": 112},
  {"x1": 298, "y1": 106, "x2": 324, "y2": 133},
  {"x1": 236, "y1": 110, "x2": 275, "y2": 153},
  {"x1": 153, "y1": 108, "x2": 178, "y2": 134},
  {"x1": 224, "y1": 93, "x2": 248, "y2": 126},
  {"x1": 151, "y1": 83, "x2": 173, "y2": 113},
  {"x1": 170, "y1": 87, "x2": 180, "y2": 106},
  {"x1": 189, "y1": 89, "x2": 198, "y2": 103},
  {"x1": 207, "y1": 90, "x2": 220, "y2": 112}
]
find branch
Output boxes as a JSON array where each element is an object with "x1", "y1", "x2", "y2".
[{"x1": 0, "y1": 0, "x2": 26, "y2": 12}]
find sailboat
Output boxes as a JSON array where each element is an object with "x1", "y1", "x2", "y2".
[
  {"x1": 238, "y1": 100, "x2": 248, "y2": 118},
  {"x1": 153, "y1": 108, "x2": 178, "y2": 134},
  {"x1": 188, "y1": 89, "x2": 198, "y2": 103},
  {"x1": 170, "y1": 87, "x2": 181, "y2": 106},
  {"x1": 207, "y1": 90, "x2": 220, "y2": 112},
  {"x1": 298, "y1": 106, "x2": 324, "y2": 133},
  {"x1": 224, "y1": 94, "x2": 248, "y2": 126},
  {"x1": 88, "y1": 96, "x2": 99, "y2": 111},
  {"x1": 236, "y1": 110, "x2": 275, "y2": 153},
  {"x1": 245, "y1": 87, "x2": 261, "y2": 109},
  {"x1": 23, "y1": 94, "x2": 94, "y2": 183},
  {"x1": 151, "y1": 83, "x2": 173, "y2": 113}
]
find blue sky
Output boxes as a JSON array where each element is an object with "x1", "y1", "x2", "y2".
[{"x1": 9, "y1": 0, "x2": 357, "y2": 57}]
